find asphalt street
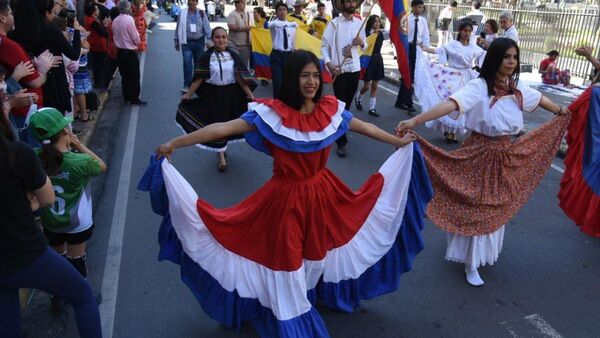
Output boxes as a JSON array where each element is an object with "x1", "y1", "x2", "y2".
[{"x1": 22, "y1": 14, "x2": 600, "y2": 338}]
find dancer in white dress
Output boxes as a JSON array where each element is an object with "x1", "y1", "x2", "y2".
[{"x1": 416, "y1": 20, "x2": 485, "y2": 142}]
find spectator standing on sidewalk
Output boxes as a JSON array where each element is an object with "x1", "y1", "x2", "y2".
[
  {"x1": 0, "y1": 96, "x2": 102, "y2": 338},
  {"x1": 227, "y1": 0, "x2": 253, "y2": 69},
  {"x1": 175, "y1": 0, "x2": 211, "y2": 93},
  {"x1": 113, "y1": 0, "x2": 147, "y2": 105},
  {"x1": 12, "y1": 0, "x2": 82, "y2": 116},
  {"x1": 0, "y1": 0, "x2": 54, "y2": 144},
  {"x1": 29, "y1": 107, "x2": 107, "y2": 296},
  {"x1": 132, "y1": 0, "x2": 148, "y2": 52},
  {"x1": 84, "y1": 2, "x2": 110, "y2": 91},
  {"x1": 499, "y1": 11, "x2": 518, "y2": 43}
]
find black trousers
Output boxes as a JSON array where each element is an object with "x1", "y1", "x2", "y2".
[
  {"x1": 395, "y1": 42, "x2": 417, "y2": 108},
  {"x1": 88, "y1": 51, "x2": 106, "y2": 88},
  {"x1": 333, "y1": 71, "x2": 360, "y2": 146},
  {"x1": 117, "y1": 49, "x2": 141, "y2": 102}
]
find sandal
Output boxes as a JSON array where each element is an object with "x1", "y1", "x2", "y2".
[{"x1": 81, "y1": 116, "x2": 95, "y2": 123}]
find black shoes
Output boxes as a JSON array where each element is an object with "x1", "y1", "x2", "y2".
[
  {"x1": 336, "y1": 144, "x2": 346, "y2": 157},
  {"x1": 368, "y1": 109, "x2": 379, "y2": 117},
  {"x1": 355, "y1": 97, "x2": 363, "y2": 111}
]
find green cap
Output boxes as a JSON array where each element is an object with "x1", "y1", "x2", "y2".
[{"x1": 29, "y1": 107, "x2": 73, "y2": 141}]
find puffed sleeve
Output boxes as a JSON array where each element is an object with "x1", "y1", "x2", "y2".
[
  {"x1": 449, "y1": 78, "x2": 485, "y2": 116},
  {"x1": 518, "y1": 81, "x2": 543, "y2": 112}
]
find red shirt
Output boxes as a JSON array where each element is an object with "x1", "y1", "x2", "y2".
[
  {"x1": 0, "y1": 35, "x2": 44, "y2": 116},
  {"x1": 539, "y1": 58, "x2": 555, "y2": 72},
  {"x1": 84, "y1": 15, "x2": 108, "y2": 53}
]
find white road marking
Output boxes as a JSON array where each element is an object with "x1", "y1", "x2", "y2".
[
  {"x1": 377, "y1": 82, "x2": 398, "y2": 95},
  {"x1": 99, "y1": 52, "x2": 145, "y2": 338},
  {"x1": 551, "y1": 163, "x2": 565, "y2": 173},
  {"x1": 501, "y1": 313, "x2": 564, "y2": 338}
]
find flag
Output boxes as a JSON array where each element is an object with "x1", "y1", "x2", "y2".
[
  {"x1": 250, "y1": 27, "x2": 332, "y2": 83},
  {"x1": 359, "y1": 33, "x2": 379, "y2": 80},
  {"x1": 380, "y1": 0, "x2": 412, "y2": 89},
  {"x1": 558, "y1": 86, "x2": 600, "y2": 237}
]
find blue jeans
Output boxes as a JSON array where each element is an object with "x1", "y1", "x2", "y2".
[
  {"x1": 182, "y1": 38, "x2": 205, "y2": 88},
  {"x1": 0, "y1": 248, "x2": 101, "y2": 338}
]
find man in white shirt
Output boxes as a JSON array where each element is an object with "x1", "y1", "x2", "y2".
[
  {"x1": 321, "y1": 0, "x2": 366, "y2": 157},
  {"x1": 265, "y1": 2, "x2": 298, "y2": 98},
  {"x1": 499, "y1": 11, "x2": 519, "y2": 43},
  {"x1": 395, "y1": 0, "x2": 429, "y2": 114},
  {"x1": 437, "y1": 0, "x2": 456, "y2": 46}
]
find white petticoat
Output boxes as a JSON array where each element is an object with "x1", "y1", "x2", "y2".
[{"x1": 445, "y1": 225, "x2": 505, "y2": 268}]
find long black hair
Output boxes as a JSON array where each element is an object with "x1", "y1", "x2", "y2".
[
  {"x1": 278, "y1": 50, "x2": 323, "y2": 110},
  {"x1": 479, "y1": 38, "x2": 520, "y2": 96},
  {"x1": 37, "y1": 130, "x2": 64, "y2": 177},
  {"x1": 365, "y1": 15, "x2": 380, "y2": 36},
  {"x1": 10, "y1": 0, "x2": 53, "y2": 54}
]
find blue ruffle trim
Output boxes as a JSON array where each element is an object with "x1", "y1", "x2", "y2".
[
  {"x1": 137, "y1": 144, "x2": 432, "y2": 337},
  {"x1": 584, "y1": 87, "x2": 600, "y2": 194},
  {"x1": 240, "y1": 109, "x2": 353, "y2": 155}
]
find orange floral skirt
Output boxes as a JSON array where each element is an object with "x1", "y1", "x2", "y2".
[{"x1": 419, "y1": 114, "x2": 570, "y2": 236}]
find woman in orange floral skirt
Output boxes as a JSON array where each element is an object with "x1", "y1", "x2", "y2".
[{"x1": 397, "y1": 38, "x2": 570, "y2": 287}]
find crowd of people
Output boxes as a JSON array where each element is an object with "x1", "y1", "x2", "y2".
[{"x1": 1, "y1": 0, "x2": 600, "y2": 337}]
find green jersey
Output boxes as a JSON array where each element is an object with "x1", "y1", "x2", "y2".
[{"x1": 39, "y1": 151, "x2": 102, "y2": 233}]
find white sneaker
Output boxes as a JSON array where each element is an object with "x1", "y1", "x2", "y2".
[
  {"x1": 465, "y1": 267, "x2": 485, "y2": 287},
  {"x1": 180, "y1": 87, "x2": 189, "y2": 93}
]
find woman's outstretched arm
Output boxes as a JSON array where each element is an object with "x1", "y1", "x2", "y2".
[
  {"x1": 349, "y1": 118, "x2": 416, "y2": 148},
  {"x1": 396, "y1": 100, "x2": 458, "y2": 133},
  {"x1": 156, "y1": 119, "x2": 255, "y2": 161}
]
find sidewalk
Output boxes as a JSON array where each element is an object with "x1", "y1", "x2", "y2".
[{"x1": 378, "y1": 42, "x2": 586, "y2": 156}]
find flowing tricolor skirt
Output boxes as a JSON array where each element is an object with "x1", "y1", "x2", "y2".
[
  {"x1": 137, "y1": 143, "x2": 432, "y2": 338},
  {"x1": 418, "y1": 114, "x2": 570, "y2": 237},
  {"x1": 559, "y1": 86, "x2": 600, "y2": 237},
  {"x1": 175, "y1": 83, "x2": 248, "y2": 151},
  {"x1": 414, "y1": 48, "x2": 478, "y2": 135}
]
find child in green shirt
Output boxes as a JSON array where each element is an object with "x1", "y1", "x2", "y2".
[{"x1": 30, "y1": 108, "x2": 107, "y2": 281}]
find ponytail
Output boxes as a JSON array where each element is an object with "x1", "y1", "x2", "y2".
[{"x1": 37, "y1": 129, "x2": 64, "y2": 176}]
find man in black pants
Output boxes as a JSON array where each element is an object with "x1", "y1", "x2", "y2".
[
  {"x1": 321, "y1": 0, "x2": 366, "y2": 157},
  {"x1": 395, "y1": 0, "x2": 429, "y2": 114},
  {"x1": 112, "y1": 0, "x2": 147, "y2": 105}
]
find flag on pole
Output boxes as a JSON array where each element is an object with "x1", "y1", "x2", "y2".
[
  {"x1": 250, "y1": 27, "x2": 332, "y2": 82},
  {"x1": 380, "y1": 0, "x2": 412, "y2": 89},
  {"x1": 359, "y1": 33, "x2": 379, "y2": 80}
]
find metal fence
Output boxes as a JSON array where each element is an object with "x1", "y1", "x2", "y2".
[{"x1": 421, "y1": 3, "x2": 600, "y2": 82}]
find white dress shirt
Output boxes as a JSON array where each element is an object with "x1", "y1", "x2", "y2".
[
  {"x1": 206, "y1": 51, "x2": 236, "y2": 85},
  {"x1": 408, "y1": 14, "x2": 430, "y2": 47},
  {"x1": 266, "y1": 19, "x2": 298, "y2": 51},
  {"x1": 503, "y1": 25, "x2": 519, "y2": 43},
  {"x1": 321, "y1": 15, "x2": 368, "y2": 73}
]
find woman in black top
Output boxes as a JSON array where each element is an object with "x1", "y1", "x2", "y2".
[
  {"x1": 11, "y1": 0, "x2": 81, "y2": 114},
  {"x1": 0, "y1": 93, "x2": 101, "y2": 337}
]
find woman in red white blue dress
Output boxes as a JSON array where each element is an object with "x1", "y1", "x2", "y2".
[{"x1": 139, "y1": 50, "x2": 433, "y2": 337}]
